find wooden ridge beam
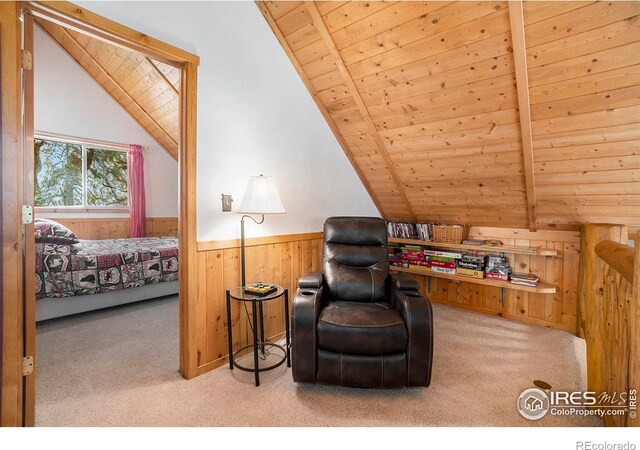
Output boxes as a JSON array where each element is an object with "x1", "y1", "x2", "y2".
[
  {"x1": 35, "y1": 19, "x2": 179, "y2": 159},
  {"x1": 305, "y1": 1, "x2": 418, "y2": 223},
  {"x1": 255, "y1": 1, "x2": 388, "y2": 220},
  {"x1": 146, "y1": 57, "x2": 179, "y2": 96},
  {"x1": 509, "y1": 1, "x2": 537, "y2": 231}
]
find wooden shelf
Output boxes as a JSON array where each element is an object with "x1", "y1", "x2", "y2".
[
  {"x1": 390, "y1": 266, "x2": 557, "y2": 294},
  {"x1": 388, "y1": 237, "x2": 558, "y2": 257}
]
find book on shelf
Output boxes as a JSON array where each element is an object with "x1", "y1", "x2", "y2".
[
  {"x1": 401, "y1": 249, "x2": 424, "y2": 256},
  {"x1": 486, "y1": 255, "x2": 509, "y2": 266},
  {"x1": 424, "y1": 249, "x2": 463, "y2": 259},
  {"x1": 391, "y1": 261, "x2": 409, "y2": 268},
  {"x1": 430, "y1": 260, "x2": 456, "y2": 269},
  {"x1": 431, "y1": 266, "x2": 456, "y2": 275},
  {"x1": 387, "y1": 221, "x2": 433, "y2": 241},
  {"x1": 401, "y1": 244, "x2": 424, "y2": 250},
  {"x1": 462, "y1": 239, "x2": 487, "y2": 246},
  {"x1": 510, "y1": 272, "x2": 539, "y2": 287},
  {"x1": 409, "y1": 260, "x2": 430, "y2": 267},
  {"x1": 510, "y1": 273, "x2": 540, "y2": 282},
  {"x1": 510, "y1": 280, "x2": 539, "y2": 287},
  {"x1": 408, "y1": 264, "x2": 431, "y2": 272},
  {"x1": 456, "y1": 267, "x2": 485, "y2": 279},
  {"x1": 416, "y1": 223, "x2": 432, "y2": 241},
  {"x1": 460, "y1": 254, "x2": 486, "y2": 264},
  {"x1": 400, "y1": 254, "x2": 424, "y2": 261},
  {"x1": 456, "y1": 260, "x2": 485, "y2": 271},
  {"x1": 486, "y1": 272, "x2": 509, "y2": 281},
  {"x1": 482, "y1": 240, "x2": 504, "y2": 247}
]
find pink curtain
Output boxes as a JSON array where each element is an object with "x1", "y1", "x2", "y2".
[{"x1": 128, "y1": 144, "x2": 146, "y2": 238}]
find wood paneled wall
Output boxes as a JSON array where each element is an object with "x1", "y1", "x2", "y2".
[
  {"x1": 38, "y1": 217, "x2": 178, "y2": 239},
  {"x1": 526, "y1": 3, "x2": 640, "y2": 229},
  {"x1": 403, "y1": 227, "x2": 581, "y2": 333},
  {"x1": 259, "y1": 1, "x2": 640, "y2": 231},
  {"x1": 194, "y1": 233, "x2": 323, "y2": 374}
]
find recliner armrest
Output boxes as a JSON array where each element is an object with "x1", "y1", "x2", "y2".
[
  {"x1": 298, "y1": 272, "x2": 323, "y2": 289},
  {"x1": 391, "y1": 286, "x2": 434, "y2": 387},
  {"x1": 292, "y1": 275, "x2": 324, "y2": 383},
  {"x1": 390, "y1": 272, "x2": 419, "y2": 291}
]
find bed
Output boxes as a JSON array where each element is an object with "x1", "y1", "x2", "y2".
[{"x1": 35, "y1": 219, "x2": 179, "y2": 321}]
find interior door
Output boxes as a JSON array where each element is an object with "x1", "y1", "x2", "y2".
[{"x1": 22, "y1": 10, "x2": 36, "y2": 427}]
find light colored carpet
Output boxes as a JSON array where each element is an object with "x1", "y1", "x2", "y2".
[{"x1": 35, "y1": 296, "x2": 601, "y2": 427}]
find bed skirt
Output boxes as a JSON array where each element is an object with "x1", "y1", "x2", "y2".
[{"x1": 36, "y1": 280, "x2": 179, "y2": 322}]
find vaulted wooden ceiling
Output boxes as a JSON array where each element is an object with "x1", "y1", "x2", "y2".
[
  {"x1": 35, "y1": 18, "x2": 180, "y2": 159},
  {"x1": 259, "y1": 1, "x2": 640, "y2": 231}
]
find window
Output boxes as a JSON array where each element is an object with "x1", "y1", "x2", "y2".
[{"x1": 34, "y1": 137, "x2": 129, "y2": 209}]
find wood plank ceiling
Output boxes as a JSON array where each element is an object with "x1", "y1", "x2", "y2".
[
  {"x1": 259, "y1": 1, "x2": 640, "y2": 231},
  {"x1": 35, "y1": 18, "x2": 180, "y2": 159}
]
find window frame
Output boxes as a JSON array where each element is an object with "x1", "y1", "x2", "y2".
[{"x1": 34, "y1": 133, "x2": 131, "y2": 213}]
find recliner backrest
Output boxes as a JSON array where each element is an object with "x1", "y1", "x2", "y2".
[{"x1": 323, "y1": 217, "x2": 390, "y2": 303}]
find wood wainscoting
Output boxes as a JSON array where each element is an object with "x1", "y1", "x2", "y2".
[
  {"x1": 397, "y1": 227, "x2": 581, "y2": 333},
  {"x1": 39, "y1": 217, "x2": 178, "y2": 239},
  {"x1": 193, "y1": 227, "x2": 580, "y2": 376},
  {"x1": 194, "y1": 232, "x2": 323, "y2": 375}
]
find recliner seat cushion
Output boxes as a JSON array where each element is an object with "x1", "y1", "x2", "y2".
[{"x1": 317, "y1": 301, "x2": 407, "y2": 356}]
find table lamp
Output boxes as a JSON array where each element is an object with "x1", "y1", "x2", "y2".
[{"x1": 237, "y1": 175, "x2": 286, "y2": 287}]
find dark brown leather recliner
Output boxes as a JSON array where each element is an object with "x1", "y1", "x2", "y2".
[{"x1": 291, "y1": 217, "x2": 434, "y2": 388}]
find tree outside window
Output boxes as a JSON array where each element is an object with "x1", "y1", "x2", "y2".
[{"x1": 34, "y1": 138, "x2": 129, "y2": 208}]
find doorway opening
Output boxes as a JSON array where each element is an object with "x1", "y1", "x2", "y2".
[{"x1": 19, "y1": 3, "x2": 199, "y2": 426}]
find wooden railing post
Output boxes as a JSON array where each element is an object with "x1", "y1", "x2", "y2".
[
  {"x1": 577, "y1": 225, "x2": 628, "y2": 393},
  {"x1": 630, "y1": 232, "x2": 640, "y2": 427},
  {"x1": 578, "y1": 224, "x2": 627, "y2": 338}
]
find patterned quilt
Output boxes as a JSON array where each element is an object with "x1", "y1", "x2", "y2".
[{"x1": 35, "y1": 237, "x2": 179, "y2": 299}]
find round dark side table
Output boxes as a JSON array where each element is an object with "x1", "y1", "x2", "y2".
[{"x1": 225, "y1": 285, "x2": 290, "y2": 386}]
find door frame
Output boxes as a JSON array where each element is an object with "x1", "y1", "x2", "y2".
[{"x1": 1, "y1": 1, "x2": 200, "y2": 426}]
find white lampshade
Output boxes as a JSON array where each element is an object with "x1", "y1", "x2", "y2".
[{"x1": 237, "y1": 175, "x2": 286, "y2": 214}]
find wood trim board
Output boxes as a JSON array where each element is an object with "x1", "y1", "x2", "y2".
[
  {"x1": 509, "y1": 1, "x2": 537, "y2": 232},
  {"x1": 1, "y1": 1, "x2": 25, "y2": 427},
  {"x1": 23, "y1": 1, "x2": 199, "y2": 65},
  {"x1": 197, "y1": 232, "x2": 323, "y2": 252},
  {"x1": 22, "y1": 11, "x2": 36, "y2": 427}
]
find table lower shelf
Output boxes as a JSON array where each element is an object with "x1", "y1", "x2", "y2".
[{"x1": 390, "y1": 266, "x2": 556, "y2": 294}]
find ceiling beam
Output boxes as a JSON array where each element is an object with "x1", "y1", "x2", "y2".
[
  {"x1": 305, "y1": 1, "x2": 418, "y2": 223},
  {"x1": 509, "y1": 1, "x2": 537, "y2": 232},
  {"x1": 256, "y1": 1, "x2": 389, "y2": 220},
  {"x1": 36, "y1": 19, "x2": 179, "y2": 159},
  {"x1": 146, "y1": 57, "x2": 179, "y2": 95}
]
